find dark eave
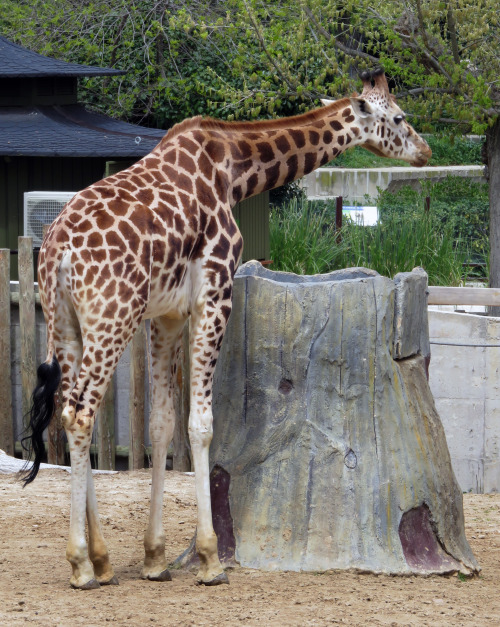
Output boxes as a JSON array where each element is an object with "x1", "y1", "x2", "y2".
[
  {"x1": 0, "y1": 35, "x2": 125, "y2": 78},
  {"x1": 0, "y1": 105, "x2": 166, "y2": 158}
]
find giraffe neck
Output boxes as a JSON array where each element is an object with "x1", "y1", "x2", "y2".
[
  {"x1": 152, "y1": 99, "x2": 362, "y2": 209},
  {"x1": 224, "y1": 98, "x2": 360, "y2": 203}
]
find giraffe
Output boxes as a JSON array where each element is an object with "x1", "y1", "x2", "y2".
[{"x1": 22, "y1": 69, "x2": 431, "y2": 589}]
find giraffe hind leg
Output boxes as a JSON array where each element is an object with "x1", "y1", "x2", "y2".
[
  {"x1": 51, "y1": 287, "x2": 115, "y2": 586},
  {"x1": 86, "y1": 459, "x2": 119, "y2": 585},
  {"x1": 142, "y1": 315, "x2": 186, "y2": 582},
  {"x1": 62, "y1": 327, "x2": 135, "y2": 589}
]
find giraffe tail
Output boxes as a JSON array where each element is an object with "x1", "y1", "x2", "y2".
[
  {"x1": 20, "y1": 350, "x2": 62, "y2": 486},
  {"x1": 20, "y1": 225, "x2": 66, "y2": 485}
]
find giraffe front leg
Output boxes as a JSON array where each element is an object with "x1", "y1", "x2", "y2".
[
  {"x1": 86, "y1": 460, "x2": 118, "y2": 585},
  {"x1": 189, "y1": 297, "x2": 231, "y2": 586},
  {"x1": 142, "y1": 316, "x2": 185, "y2": 582},
  {"x1": 189, "y1": 407, "x2": 228, "y2": 585},
  {"x1": 141, "y1": 400, "x2": 173, "y2": 582},
  {"x1": 63, "y1": 405, "x2": 100, "y2": 589}
]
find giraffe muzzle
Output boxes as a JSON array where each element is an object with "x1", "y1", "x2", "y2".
[{"x1": 411, "y1": 144, "x2": 432, "y2": 168}]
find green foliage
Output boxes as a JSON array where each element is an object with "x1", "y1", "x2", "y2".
[
  {"x1": 1, "y1": 1, "x2": 498, "y2": 131},
  {"x1": 425, "y1": 136, "x2": 483, "y2": 167},
  {"x1": 331, "y1": 147, "x2": 409, "y2": 168},
  {"x1": 378, "y1": 177, "x2": 489, "y2": 262},
  {"x1": 270, "y1": 198, "x2": 468, "y2": 285},
  {"x1": 269, "y1": 182, "x2": 306, "y2": 208},
  {"x1": 334, "y1": 136, "x2": 483, "y2": 168},
  {"x1": 343, "y1": 212, "x2": 468, "y2": 286}
]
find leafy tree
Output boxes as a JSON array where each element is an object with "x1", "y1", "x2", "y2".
[
  {"x1": 2, "y1": 1, "x2": 500, "y2": 295},
  {"x1": 188, "y1": 0, "x2": 500, "y2": 296},
  {"x1": 0, "y1": 0, "x2": 258, "y2": 126}
]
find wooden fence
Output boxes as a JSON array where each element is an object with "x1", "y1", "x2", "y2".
[
  {"x1": 2, "y1": 236, "x2": 500, "y2": 472},
  {"x1": 427, "y1": 286, "x2": 500, "y2": 307},
  {"x1": 0, "y1": 237, "x2": 191, "y2": 471}
]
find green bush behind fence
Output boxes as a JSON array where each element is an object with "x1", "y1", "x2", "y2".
[{"x1": 270, "y1": 175, "x2": 489, "y2": 285}]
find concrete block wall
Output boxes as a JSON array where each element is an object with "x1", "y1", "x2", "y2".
[{"x1": 428, "y1": 310, "x2": 500, "y2": 493}]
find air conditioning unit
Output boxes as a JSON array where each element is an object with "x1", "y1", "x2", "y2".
[{"x1": 24, "y1": 191, "x2": 76, "y2": 247}]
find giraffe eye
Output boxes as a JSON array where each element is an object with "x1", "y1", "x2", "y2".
[{"x1": 394, "y1": 114, "x2": 405, "y2": 125}]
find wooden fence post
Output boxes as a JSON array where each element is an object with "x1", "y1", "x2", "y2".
[
  {"x1": 18, "y1": 237, "x2": 37, "y2": 460},
  {"x1": 0, "y1": 249, "x2": 14, "y2": 455},
  {"x1": 97, "y1": 374, "x2": 116, "y2": 470},
  {"x1": 40, "y1": 224, "x2": 66, "y2": 465},
  {"x1": 173, "y1": 320, "x2": 191, "y2": 471},
  {"x1": 129, "y1": 322, "x2": 146, "y2": 470},
  {"x1": 335, "y1": 196, "x2": 343, "y2": 243},
  {"x1": 47, "y1": 387, "x2": 65, "y2": 465}
]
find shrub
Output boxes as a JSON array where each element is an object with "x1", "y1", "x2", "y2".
[
  {"x1": 331, "y1": 135, "x2": 482, "y2": 168},
  {"x1": 342, "y1": 213, "x2": 468, "y2": 286},
  {"x1": 269, "y1": 181, "x2": 305, "y2": 208},
  {"x1": 377, "y1": 176, "x2": 489, "y2": 266}
]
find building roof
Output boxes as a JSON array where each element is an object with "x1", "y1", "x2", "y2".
[
  {"x1": 0, "y1": 105, "x2": 166, "y2": 157},
  {"x1": 0, "y1": 35, "x2": 125, "y2": 78}
]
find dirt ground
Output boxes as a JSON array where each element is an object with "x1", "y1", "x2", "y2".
[{"x1": 1, "y1": 469, "x2": 500, "y2": 626}]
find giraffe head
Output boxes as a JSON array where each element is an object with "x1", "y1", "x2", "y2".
[{"x1": 322, "y1": 69, "x2": 431, "y2": 167}]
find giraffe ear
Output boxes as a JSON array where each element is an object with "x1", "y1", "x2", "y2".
[
  {"x1": 320, "y1": 98, "x2": 336, "y2": 106},
  {"x1": 349, "y1": 97, "x2": 373, "y2": 118}
]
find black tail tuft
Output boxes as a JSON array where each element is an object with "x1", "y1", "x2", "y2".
[{"x1": 20, "y1": 355, "x2": 62, "y2": 486}]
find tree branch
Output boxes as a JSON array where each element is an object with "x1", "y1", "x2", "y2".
[
  {"x1": 368, "y1": 6, "x2": 456, "y2": 87},
  {"x1": 396, "y1": 87, "x2": 456, "y2": 97},
  {"x1": 243, "y1": 0, "x2": 297, "y2": 92},
  {"x1": 303, "y1": 6, "x2": 379, "y2": 64},
  {"x1": 446, "y1": 3, "x2": 460, "y2": 64},
  {"x1": 414, "y1": 0, "x2": 431, "y2": 49}
]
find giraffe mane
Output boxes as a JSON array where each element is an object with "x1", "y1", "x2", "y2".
[{"x1": 162, "y1": 98, "x2": 352, "y2": 143}]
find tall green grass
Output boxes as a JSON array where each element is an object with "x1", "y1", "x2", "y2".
[
  {"x1": 270, "y1": 199, "x2": 468, "y2": 285},
  {"x1": 269, "y1": 201, "x2": 346, "y2": 275}
]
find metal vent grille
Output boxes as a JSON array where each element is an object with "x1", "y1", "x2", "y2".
[{"x1": 24, "y1": 191, "x2": 76, "y2": 247}]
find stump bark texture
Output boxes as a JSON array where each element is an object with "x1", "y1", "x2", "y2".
[{"x1": 178, "y1": 262, "x2": 479, "y2": 575}]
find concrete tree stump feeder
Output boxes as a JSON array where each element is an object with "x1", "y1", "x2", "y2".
[{"x1": 178, "y1": 262, "x2": 479, "y2": 576}]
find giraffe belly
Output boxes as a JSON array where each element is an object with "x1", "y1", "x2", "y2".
[
  {"x1": 144, "y1": 285, "x2": 190, "y2": 320},
  {"x1": 144, "y1": 263, "x2": 202, "y2": 321},
  {"x1": 144, "y1": 259, "x2": 207, "y2": 320}
]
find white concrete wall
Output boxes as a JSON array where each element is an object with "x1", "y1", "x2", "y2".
[
  {"x1": 428, "y1": 310, "x2": 500, "y2": 493},
  {"x1": 301, "y1": 165, "x2": 485, "y2": 205}
]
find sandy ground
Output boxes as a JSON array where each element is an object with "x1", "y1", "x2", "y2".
[{"x1": 1, "y1": 468, "x2": 500, "y2": 626}]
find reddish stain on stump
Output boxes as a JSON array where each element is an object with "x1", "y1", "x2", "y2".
[
  {"x1": 399, "y1": 503, "x2": 460, "y2": 572},
  {"x1": 210, "y1": 465, "x2": 236, "y2": 565},
  {"x1": 176, "y1": 465, "x2": 236, "y2": 568}
]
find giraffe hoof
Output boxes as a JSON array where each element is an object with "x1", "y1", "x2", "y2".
[
  {"x1": 146, "y1": 568, "x2": 172, "y2": 582},
  {"x1": 198, "y1": 571, "x2": 229, "y2": 586},
  {"x1": 71, "y1": 578, "x2": 101, "y2": 590},
  {"x1": 99, "y1": 575, "x2": 119, "y2": 586}
]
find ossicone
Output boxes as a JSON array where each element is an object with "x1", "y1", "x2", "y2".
[{"x1": 360, "y1": 66, "x2": 385, "y2": 83}]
